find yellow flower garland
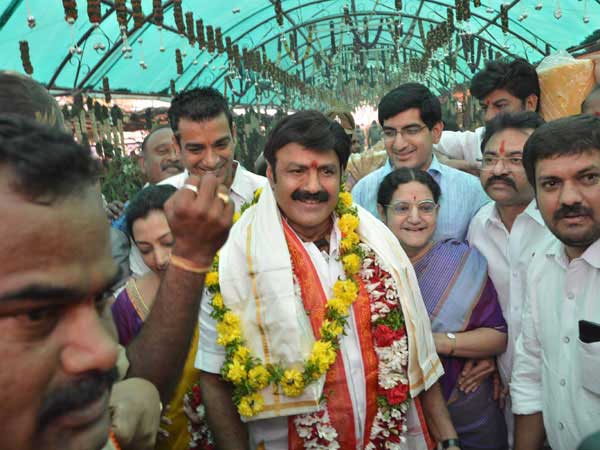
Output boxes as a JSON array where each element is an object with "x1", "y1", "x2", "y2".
[{"x1": 208, "y1": 190, "x2": 363, "y2": 417}]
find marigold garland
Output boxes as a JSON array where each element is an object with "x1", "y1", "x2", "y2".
[{"x1": 209, "y1": 188, "x2": 364, "y2": 417}]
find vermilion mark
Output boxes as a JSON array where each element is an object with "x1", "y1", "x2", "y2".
[{"x1": 499, "y1": 140, "x2": 505, "y2": 156}]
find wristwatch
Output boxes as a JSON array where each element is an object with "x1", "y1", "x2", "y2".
[
  {"x1": 441, "y1": 438, "x2": 461, "y2": 449},
  {"x1": 446, "y1": 332, "x2": 456, "y2": 356}
]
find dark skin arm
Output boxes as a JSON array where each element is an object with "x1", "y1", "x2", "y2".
[
  {"x1": 514, "y1": 412, "x2": 546, "y2": 450},
  {"x1": 199, "y1": 371, "x2": 249, "y2": 450},
  {"x1": 419, "y1": 381, "x2": 460, "y2": 450},
  {"x1": 125, "y1": 174, "x2": 234, "y2": 403}
]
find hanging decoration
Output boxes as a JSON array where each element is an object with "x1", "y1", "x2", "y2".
[
  {"x1": 275, "y1": 0, "x2": 283, "y2": 27},
  {"x1": 215, "y1": 28, "x2": 224, "y2": 54},
  {"x1": 196, "y1": 19, "x2": 206, "y2": 49},
  {"x1": 131, "y1": 0, "x2": 144, "y2": 29},
  {"x1": 500, "y1": 4, "x2": 509, "y2": 33},
  {"x1": 25, "y1": 0, "x2": 36, "y2": 28},
  {"x1": 554, "y1": 0, "x2": 562, "y2": 19},
  {"x1": 474, "y1": 0, "x2": 481, "y2": 7},
  {"x1": 173, "y1": 0, "x2": 185, "y2": 35},
  {"x1": 103, "y1": 77, "x2": 111, "y2": 103},
  {"x1": 206, "y1": 25, "x2": 215, "y2": 53},
  {"x1": 185, "y1": 12, "x2": 196, "y2": 45},
  {"x1": 87, "y1": 0, "x2": 101, "y2": 25},
  {"x1": 115, "y1": 0, "x2": 127, "y2": 29},
  {"x1": 19, "y1": 41, "x2": 33, "y2": 75},
  {"x1": 62, "y1": 0, "x2": 78, "y2": 23},
  {"x1": 395, "y1": 0, "x2": 402, "y2": 11},
  {"x1": 170, "y1": 79, "x2": 176, "y2": 96},
  {"x1": 176, "y1": 49, "x2": 184, "y2": 75},
  {"x1": 152, "y1": 0, "x2": 163, "y2": 27}
]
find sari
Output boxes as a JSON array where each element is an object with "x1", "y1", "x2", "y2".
[
  {"x1": 413, "y1": 239, "x2": 508, "y2": 450},
  {"x1": 111, "y1": 278, "x2": 203, "y2": 450}
]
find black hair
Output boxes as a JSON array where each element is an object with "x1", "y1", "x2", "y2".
[
  {"x1": 582, "y1": 85, "x2": 600, "y2": 113},
  {"x1": 263, "y1": 110, "x2": 351, "y2": 174},
  {"x1": 141, "y1": 124, "x2": 173, "y2": 154},
  {"x1": 377, "y1": 168, "x2": 441, "y2": 208},
  {"x1": 481, "y1": 111, "x2": 546, "y2": 153},
  {"x1": 0, "y1": 114, "x2": 98, "y2": 201},
  {"x1": 523, "y1": 114, "x2": 600, "y2": 188},
  {"x1": 0, "y1": 71, "x2": 66, "y2": 131},
  {"x1": 470, "y1": 57, "x2": 540, "y2": 112},
  {"x1": 125, "y1": 184, "x2": 177, "y2": 238},
  {"x1": 377, "y1": 83, "x2": 442, "y2": 129},
  {"x1": 168, "y1": 87, "x2": 233, "y2": 143}
]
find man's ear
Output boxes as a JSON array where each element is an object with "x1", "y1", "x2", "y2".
[
  {"x1": 525, "y1": 93, "x2": 539, "y2": 112},
  {"x1": 266, "y1": 162, "x2": 275, "y2": 187},
  {"x1": 138, "y1": 153, "x2": 147, "y2": 176},
  {"x1": 172, "y1": 135, "x2": 182, "y2": 156},
  {"x1": 377, "y1": 204, "x2": 386, "y2": 222},
  {"x1": 431, "y1": 121, "x2": 444, "y2": 145}
]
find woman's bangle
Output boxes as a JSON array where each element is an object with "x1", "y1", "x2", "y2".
[{"x1": 170, "y1": 254, "x2": 212, "y2": 274}]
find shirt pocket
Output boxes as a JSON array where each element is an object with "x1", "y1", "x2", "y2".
[{"x1": 579, "y1": 339, "x2": 600, "y2": 397}]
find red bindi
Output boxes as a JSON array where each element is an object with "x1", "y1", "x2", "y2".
[
  {"x1": 499, "y1": 140, "x2": 505, "y2": 156},
  {"x1": 310, "y1": 160, "x2": 318, "y2": 169}
]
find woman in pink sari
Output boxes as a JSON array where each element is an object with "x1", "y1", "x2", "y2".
[{"x1": 378, "y1": 168, "x2": 508, "y2": 450}]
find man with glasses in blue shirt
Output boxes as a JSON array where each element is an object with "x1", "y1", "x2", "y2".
[{"x1": 352, "y1": 82, "x2": 489, "y2": 241}]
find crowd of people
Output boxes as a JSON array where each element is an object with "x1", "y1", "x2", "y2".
[{"x1": 0, "y1": 53, "x2": 599, "y2": 450}]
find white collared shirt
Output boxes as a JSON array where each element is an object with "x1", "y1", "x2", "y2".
[
  {"x1": 510, "y1": 238, "x2": 600, "y2": 450},
  {"x1": 467, "y1": 200, "x2": 552, "y2": 384},
  {"x1": 434, "y1": 127, "x2": 485, "y2": 162}
]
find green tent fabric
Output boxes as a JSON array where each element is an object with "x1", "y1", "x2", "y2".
[{"x1": 1, "y1": 0, "x2": 599, "y2": 109}]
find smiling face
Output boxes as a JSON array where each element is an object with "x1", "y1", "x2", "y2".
[
  {"x1": 267, "y1": 143, "x2": 340, "y2": 240},
  {"x1": 382, "y1": 108, "x2": 442, "y2": 171},
  {"x1": 0, "y1": 174, "x2": 119, "y2": 450},
  {"x1": 480, "y1": 128, "x2": 535, "y2": 207},
  {"x1": 379, "y1": 180, "x2": 438, "y2": 258},
  {"x1": 132, "y1": 209, "x2": 174, "y2": 274},
  {"x1": 535, "y1": 150, "x2": 600, "y2": 259},
  {"x1": 174, "y1": 113, "x2": 236, "y2": 187},
  {"x1": 140, "y1": 127, "x2": 183, "y2": 184}
]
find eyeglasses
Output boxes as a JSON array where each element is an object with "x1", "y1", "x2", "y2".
[
  {"x1": 386, "y1": 200, "x2": 438, "y2": 216},
  {"x1": 477, "y1": 154, "x2": 524, "y2": 170},
  {"x1": 382, "y1": 125, "x2": 427, "y2": 142}
]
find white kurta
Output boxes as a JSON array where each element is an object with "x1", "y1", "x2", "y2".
[
  {"x1": 510, "y1": 238, "x2": 600, "y2": 450},
  {"x1": 434, "y1": 127, "x2": 485, "y2": 162}
]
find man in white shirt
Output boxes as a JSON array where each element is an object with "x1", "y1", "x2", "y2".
[
  {"x1": 197, "y1": 111, "x2": 462, "y2": 450},
  {"x1": 467, "y1": 111, "x2": 551, "y2": 445},
  {"x1": 159, "y1": 87, "x2": 267, "y2": 210},
  {"x1": 511, "y1": 114, "x2": 600, "y2": 450},
  {"x1": 436, "y1": 58, "x2": 540, "y2": 172}
]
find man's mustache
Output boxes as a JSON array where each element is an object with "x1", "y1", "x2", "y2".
[
  {"x1": 291, "y1": 189, "x2": 329, "y2": 202},
  {"x1": 554, "y1": 203, "x2": 594, "y2": 221},
  {"x1": 485, "y1": 175, "x2": 517, "y2": 191},
  {"x1": 161, "y1": 160, "x2": 184, "y2": 171},
  {"x1": 37, "y1": 367, "x2": 118, "y2": 429}
]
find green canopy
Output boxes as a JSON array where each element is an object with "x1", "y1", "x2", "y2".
[{"x1": 1, "y1": 0, "x2": 599, "y2": 109}]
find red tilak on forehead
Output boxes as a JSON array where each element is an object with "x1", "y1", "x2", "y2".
[
  {"x1": 310, "y1": 160, "x2": 318, "y2": 169},
  {"x1": 485, "y1": 99, "x2": 491, "y2": 106},
  {"x1": 413, "y1": 195, "x2": 416, "y2": 201},
  {"x1": 499, "y1": 140, "x2": 506, "y2": 156}
]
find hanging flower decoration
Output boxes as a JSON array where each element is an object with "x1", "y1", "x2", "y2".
[
  {"x1": 474, "y1": 0, "x2": 481, "y2": 7},
  {"x1": 175, "y1": 49, "x2": 184, "y2": 75},
  {"x1": 131, "y1": 0, "x2": 144, "y2": 29},
  {"x1": 170, "y1": 79, "x2": 176, "y2": 96},
  {"x1": 205, "y1": 25, "x2": 215, "y2": 53},
  {"x1": 62, "y1": 0, "x2": 78, "y2": 23},
  {"x1": 196, "y1": 19, "x2": 206, "y2": 49},
  {"x1": 19, "y1": 41, "x2": 33, "y2": 75},
  {"x1": 215, "y1": 28, "x2": 224, "y2": 54},
  {"x1": 103, "y1": 77, "x2": 111, "y2": 103},
  {"x1": 274, "y1": 0, "x2": 283, "y2": 27},
  {"x1": 395, "y1": 0, "x2": 402, "y2": 10},
  {"x1": 173, "y1": 0, "x2": 185, "y2": 35},
  {"x1": 185, "y1": 12, "x2": 196, "y2": 45},
  {"x1": 115, "y1": 0, "x2": 127, "y2": 29},
  {"x1": 152, "y1": 0, "x2": 163, "y2": 27},
  {"x1": 500, "y1": 5, "x2": 509, "y2": 33},
  {"x1": 87, "y1": 0, "x2": 101, "y2": 25}
]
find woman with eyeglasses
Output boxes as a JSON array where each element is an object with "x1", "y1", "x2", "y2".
[{"x1": 377, "y1": 168, "x2": 509, "y2": 450}]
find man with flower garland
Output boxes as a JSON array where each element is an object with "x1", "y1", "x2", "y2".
[{"x1": 197, "y1": 111, "x2": 462, "y2": 450}]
